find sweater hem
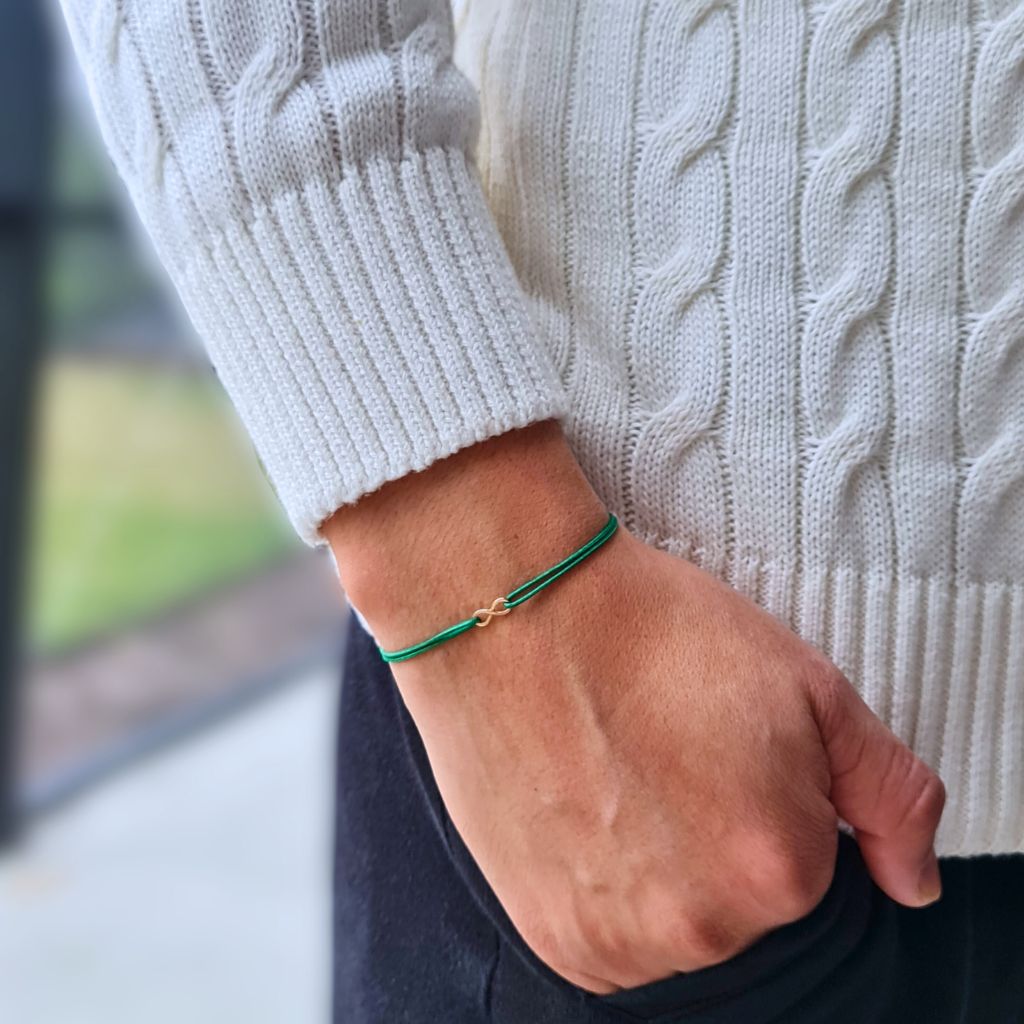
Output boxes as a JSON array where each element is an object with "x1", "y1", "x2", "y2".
[{"x1": 636, "y1": 534, "x2": 1024, "y2": 857}]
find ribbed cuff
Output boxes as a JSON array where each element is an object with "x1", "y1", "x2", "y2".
[{"x1": 177, "y1": 147, "x2": 567, "y2": 544}]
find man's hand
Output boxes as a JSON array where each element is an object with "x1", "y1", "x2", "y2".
[{"x1": 324, "y1": 422, "x2": 945, "y2": 994}]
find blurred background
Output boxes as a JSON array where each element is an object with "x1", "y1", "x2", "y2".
[{"x1": 1, "y1": 3, "x2": 345, "y2": 1020}]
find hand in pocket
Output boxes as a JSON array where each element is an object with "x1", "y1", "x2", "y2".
[
  {"x1": 330, "y1": 425, "x2": 947, "y2": 995},
  {"x1": 392, "y1": 531, "x2": 946, "y2": 993}
]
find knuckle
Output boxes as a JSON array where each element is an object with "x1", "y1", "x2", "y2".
[
  {"x1": 804, "y1": 661, "x2": 852, "y2": 733},
  {"x1": 523, "y1": 915, "x2": 629, "y2": 988},
  {"x1": 597, "y1": 961, "x2": 651, "y2": 992},
  {"x1": 519, "y1": 918, "x2": 564, "y2": 971},
  {"x1": 768, "y1": 855, "x2": 833, "y2": 922},
  {"x1": 876, "y1": 741, "x2": 945, "y2": 834},
  {"x1": 582, "y1": 921, "x2": 632, "y2": 969},
  {"x1": 745, "y1": 819, "x2": 839, "y2": 917},
  {"x1": 879, "y1": 739, "x2": 916, "y2": 794},
  {"x1": 748, "y1": 839, "x2": 835, "y2": 924},
  {"x1": 666, "y1": 912, "x2": 744, "y2": 967},
  {"x1": 817, "y1": 661, "x2": 851, "y2": 695},
  {"x1": 897, "y1": 762, "x2": 946, "y2": 833}
]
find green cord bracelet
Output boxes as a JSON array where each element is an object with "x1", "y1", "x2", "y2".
[{"x1": 377, "y1": 512, "x2": 619, "y2": 663}]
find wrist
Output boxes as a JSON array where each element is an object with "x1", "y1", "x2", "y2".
[{"x1": 322, "y1": 421, "x2": 607, "y2": 650}]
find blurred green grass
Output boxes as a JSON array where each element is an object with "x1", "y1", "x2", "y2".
[{"x1": 28, "y1": 359, "x2": 296, "y2": 654}]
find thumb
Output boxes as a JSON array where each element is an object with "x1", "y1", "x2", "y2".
[{"x1": 808, "y1": 671, "x2": 946, "y2": 909}]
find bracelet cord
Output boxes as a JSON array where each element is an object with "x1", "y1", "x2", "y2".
[{"x1": 377, "y1": 513, "x2": 619, "y2": 663}]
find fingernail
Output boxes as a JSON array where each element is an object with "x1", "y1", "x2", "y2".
[{"x1": 917, "y1": 851, "x2": 942, "y2": 906}]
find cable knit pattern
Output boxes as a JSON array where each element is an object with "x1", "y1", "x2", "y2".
[
  {"x1": 960, "y1": 3, "x2": 1024, "y2": 583},
  {"x1": 627, "y1": 1, "x2": 734, "y2": 580},
  {"x1": 798, "y1": 1, "x2": 896, "y2": 708},
  {"x1": 62, "y1": 0, "x2": 1024, "y2": 856},
  {"x1": 952, "y1": 1, "x2": 1024, "y2": 851}
]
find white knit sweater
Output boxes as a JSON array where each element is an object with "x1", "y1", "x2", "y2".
[{"x1": 58, "y1": 0, "x2": 1023, "y2": 858}]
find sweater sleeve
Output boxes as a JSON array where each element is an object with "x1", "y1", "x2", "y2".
[{"x1": 56, "y1": 0, "x2": 568, "y2": 544}]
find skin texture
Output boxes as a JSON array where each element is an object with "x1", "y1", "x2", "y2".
[{"x1": 324, "y1": 421, "x2": 945, "y2": 994}]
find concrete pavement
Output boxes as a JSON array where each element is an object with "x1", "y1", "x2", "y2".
[{"x1": 0, "y1": 668, "x2": 336, "y2": 1024}]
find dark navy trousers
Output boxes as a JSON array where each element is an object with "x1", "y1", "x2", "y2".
[{"x1": 333, "y1": 615, "x2": 1024, "y2": 1023}]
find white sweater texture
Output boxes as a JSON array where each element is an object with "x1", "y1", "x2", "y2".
[{"x1": 59, "y1": 0, "x2": 1023, "y2": 857}]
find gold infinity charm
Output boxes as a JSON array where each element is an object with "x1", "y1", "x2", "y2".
[{"x1": 474, "y1": 597, "x2": 511, "y2": 627}]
